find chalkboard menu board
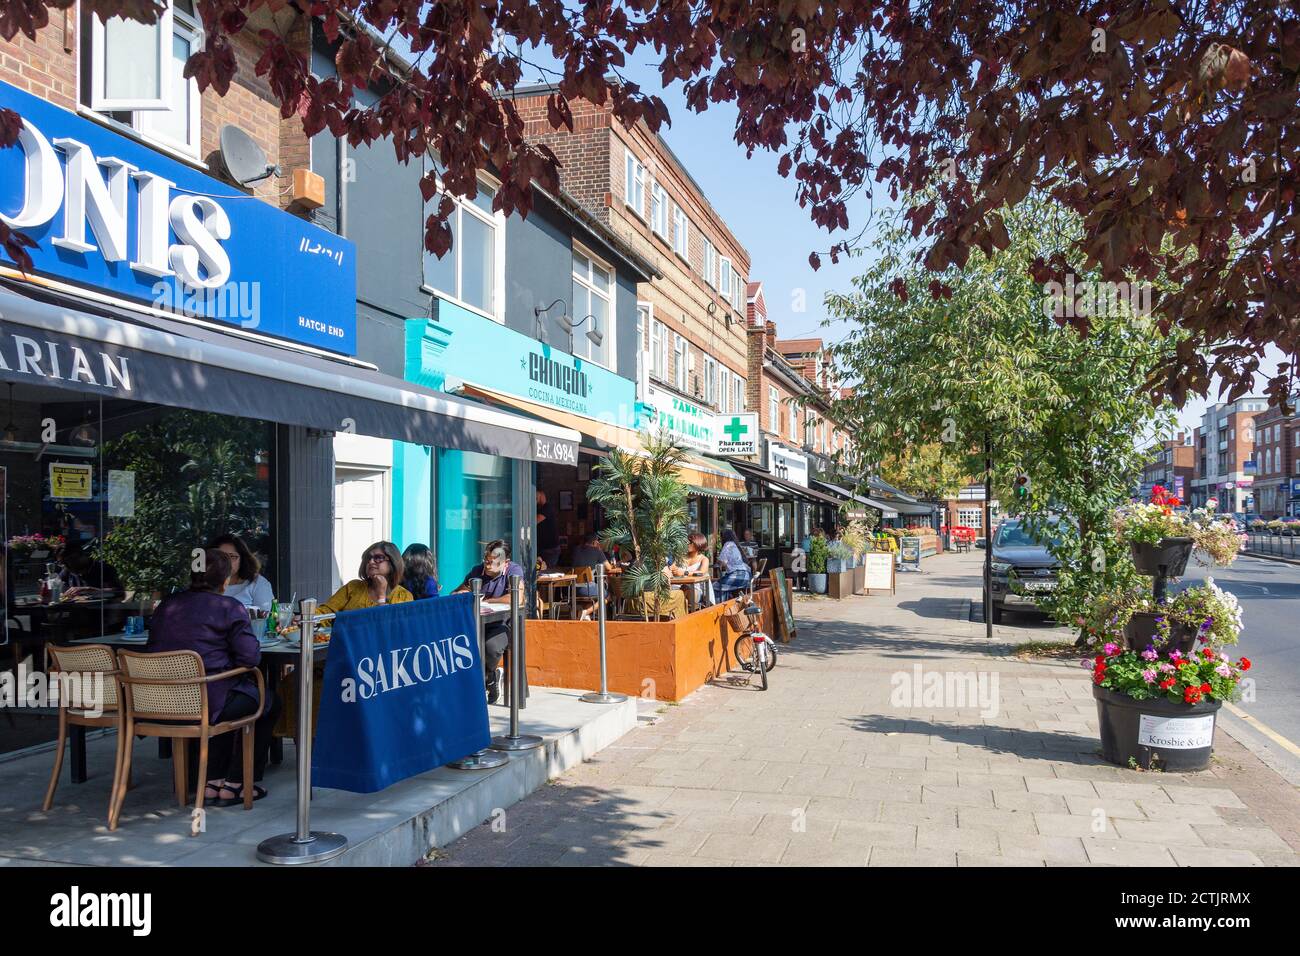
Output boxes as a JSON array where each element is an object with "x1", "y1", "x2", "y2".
[
  {"x1": 767, "y1": 568, "x2": 796, "y2": 643},
  {"x1": 900, "y1": 536, "x2": 922, "y2": 571}
]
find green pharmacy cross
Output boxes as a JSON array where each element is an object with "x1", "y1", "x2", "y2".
[{"x1": 723, "y1": 417, "x2": 749, "y2": 443}]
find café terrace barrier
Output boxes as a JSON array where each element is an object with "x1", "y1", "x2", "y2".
[
  {"x1": 256, "y1": 584, "x2": 532, "y2": 864},
  {"x1": 581, "y1": 564, "x2": 628, "y2": 706}
]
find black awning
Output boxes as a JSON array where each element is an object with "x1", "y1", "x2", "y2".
[
  {"x1": 732, "y1": 460, "x2": 844, "y2": 507},
  {"x1": 0, "y1": 286, "x2": 579, "y2": 463}
]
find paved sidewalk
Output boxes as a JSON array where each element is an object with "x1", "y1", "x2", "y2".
[{"x1": 430, "y1": 553, "x2": 1300, "y2": 867}]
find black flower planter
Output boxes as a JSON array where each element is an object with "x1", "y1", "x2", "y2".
[
  {"x1": 1093, "y1": 685, "x2": 1220, "y2": 771},
  {"x1": 1123, "y1": 611, "x2": 1199, "y2": 656},
  {"x1": 1129, "y1": 537, "x2": 1194, "y2": 578}
]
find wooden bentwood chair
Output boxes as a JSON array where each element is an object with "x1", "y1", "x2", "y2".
[
  {"x1": 43, "y1": 644, "x2": 123, "y2": 821},
  {"x1": 110, "y1": 649, "x2": 265, "y2": 832}
]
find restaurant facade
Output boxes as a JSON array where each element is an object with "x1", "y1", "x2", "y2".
[{"x1": 0, "y1": 12, "x2": 579, "y2": 761}]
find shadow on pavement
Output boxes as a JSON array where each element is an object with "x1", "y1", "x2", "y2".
[
  {"x1": 848, "y1": 714, "x2": 1107, "y2": 765},
  {"x1": 431, "y1": 783, "x2": 671, "y2": 867}
]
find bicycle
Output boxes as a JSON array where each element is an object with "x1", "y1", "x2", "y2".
[{"x1": 731, "y1": 589, "x2": 774, "y2": 690}]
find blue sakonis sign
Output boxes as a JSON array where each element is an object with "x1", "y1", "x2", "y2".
[{"x1": 0, "y1": 80, "x2": 357, "y2": 355}]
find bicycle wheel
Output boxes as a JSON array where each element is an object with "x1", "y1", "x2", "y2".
[
  {"x1": 734, "y1": 634, "x2": 756, "y2": 672},
  {"x1": 755, "y1": 639, "x2": 769, "y2": 691},
  {"x1": 734, "y1": 633, "x2": 777, "y2": 673}
]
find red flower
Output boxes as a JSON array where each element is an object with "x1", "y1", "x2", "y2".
[
  {"x1": 1160, "y1": 678, "x2": 1175, "y2": 690},
  {"x1": 1168, "y1": 496, "x2": 1181, "y2": 507},
  {"x1": 1200, "y1": 683, "x2": 1212, "y2": 693},
  {"x1": 1094, "y1": 655, "x2": 1105, "y2": 665},
  {"x1": 1239, "y1": 657, "x2": 1251, "y2": 671},
  {"x1": 1202, "y1": 648, "x2": 1216, "y2": 659},
  {"x1": 1184, "y1": 686, "x2": 1202, "y2": 703}
]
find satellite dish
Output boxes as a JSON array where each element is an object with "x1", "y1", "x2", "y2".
[{"x1": 218, "y1": 125, "x2": 279, "y2": 186}]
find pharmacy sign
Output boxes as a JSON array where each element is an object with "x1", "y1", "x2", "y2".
[{"x1": 715, "y1": 413, "x2": 758, "y2": 457}]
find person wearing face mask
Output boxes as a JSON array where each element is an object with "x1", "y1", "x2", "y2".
[{"x1": 453, "y1": 539, "x2": 525, "y2": 704}]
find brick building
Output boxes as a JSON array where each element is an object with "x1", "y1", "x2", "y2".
[
  {"x1": 1190, "y1": 397, "x2": 1268, "y2": 512},
  {"x1": 507, "y1": 84, "x2": 750, "y2": 423},
  {"x1": 1139, "y1": 431, "x2": 1196, "y2": 502},
  {"x1": 1252, "y1": 399, "x2": 1300, "y2": 516}
]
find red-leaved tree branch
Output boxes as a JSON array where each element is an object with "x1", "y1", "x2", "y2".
[{"x1": 1, "y1": 0, "x2": 1297, "y2": 407}]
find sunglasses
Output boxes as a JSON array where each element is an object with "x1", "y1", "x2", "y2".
[{"x1": 366, "y1": 553, "x2": 390, "y2": 563}]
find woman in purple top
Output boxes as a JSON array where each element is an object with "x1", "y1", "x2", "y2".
[{"x1": 146, "y1": 548, "x2": 282, "y2": 805}]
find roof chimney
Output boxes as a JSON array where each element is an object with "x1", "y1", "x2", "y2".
[{"x1": 765, "y1": 320, "x2": 776, "y2": 349}]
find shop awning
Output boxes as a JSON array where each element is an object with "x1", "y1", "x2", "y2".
[
  {"x1": 732, "y1": 461, "x2": 844, "y2": 508},
  {"x1": 0, "y1": 286, "x2": 580, "y2": 464},
  {"x1": 810, "y1": 479, "x2": 899, "y2": 519},
  {"x1": 458, "y1": 382, "x2": 748, "y2": 498}
]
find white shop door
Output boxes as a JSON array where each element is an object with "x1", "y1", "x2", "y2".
[{"x1": 333, "y1": 469, "x2": 387, "y2": 591}]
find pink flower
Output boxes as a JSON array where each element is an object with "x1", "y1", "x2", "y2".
[
  {"x1": 1169, "y1": 650, "x2": 1183, "y2": 662},
  {"x1": 1215, "y1": 664, "x2": 1232, "y2": 678},
  {"x1": 1140, "y1": 649, "x2": 1158, "y2": 661},
  {"x1": 1103, "y1": 642, "x2": 1119, "y2": 656},
  {"x1": 1141, "y1": 669, "x2": 1157, "y2": 684},
  {"x1": 1158, "y1": 662, "x2": 1175, "y2": 673}
]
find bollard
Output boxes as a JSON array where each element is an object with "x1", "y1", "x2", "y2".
[
  {"x1": 490, "y1": 576, "x2": 542, "y2": 752},
  {"x1": 447, "y1": 579, "x2": 508, "y2": 770},
  {"x1": 256, "y1": 598, "x2": 348, "y2": 864},
  {"x1": 582, "y1": 565, "x2": 627, "y2": 704}
]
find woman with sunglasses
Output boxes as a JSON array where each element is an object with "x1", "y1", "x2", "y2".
[{"x1": 318, "y1": 541, "x2": 414, "y2": 615}]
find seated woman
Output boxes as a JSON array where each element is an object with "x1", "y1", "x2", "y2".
[
  {"x1": 208, "y1": 533, "x2": 274, "y2": 613},
  {"x1": 671, "y1": 532, "x2": 713, "y2": 607},
  {"x1": 146, "y1": 548, "x2": 282, "y2": 805},
  {"x1": 401, "y1": 543, "x2": 441, "y2": 600},
  {"x1": 453, "y1": 540, "x2": 524, "y2": 704},
  {"x1": 716, "y1": 528, "x2": 753, "y2": 601},
  {"x1": 319, "y1": 541, "x2": 413, "y2": 614}
]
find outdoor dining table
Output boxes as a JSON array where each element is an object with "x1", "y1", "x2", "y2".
[
  {"x1": 535, "y1": 573, "x2": 578, "y2": 620},
  {"x1": 669, "y1": 574, "x2": 710, "y2": 612},
  {"x1": 58, "y1": 604, "x2": 516, "y2": 785}
]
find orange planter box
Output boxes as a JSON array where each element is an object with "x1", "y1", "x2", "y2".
[{"x1": 524, "y1": 588, "x2": 781, "y2": 701}]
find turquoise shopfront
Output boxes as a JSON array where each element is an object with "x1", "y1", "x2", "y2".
[{"x1": 394, "y1": 301, "x2": 640, "y2": 589}]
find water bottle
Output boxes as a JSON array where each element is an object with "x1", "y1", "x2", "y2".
[{"x1": 266, "y1": 597, "x2": 279, "y2": 639}]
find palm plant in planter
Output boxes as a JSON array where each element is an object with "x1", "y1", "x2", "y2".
[{"x1": 587, "y1": 432, "x2": 689, "y2": 621}]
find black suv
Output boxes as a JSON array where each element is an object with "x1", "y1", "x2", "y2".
[{"x1": 988, "y1": 519, "x2": 1062, "y2": 624}]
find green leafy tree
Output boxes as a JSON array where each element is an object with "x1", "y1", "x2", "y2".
[
  {"x1": 827, "y1": 199, "x2": 1177, "y2": 636},
  {"x1": 587, "y1": 432, "x2": 689, "y2": 620},
  {"x1": 98, "y1": 411, "x2": 268, "y2": 597},
  {"x1": 878, "y1": 444, "x2": 973, "y2": 501}
]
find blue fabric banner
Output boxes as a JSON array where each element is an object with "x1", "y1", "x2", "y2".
[{"x1": 312, "y1": 593, "x2": 491, "y2": 793}]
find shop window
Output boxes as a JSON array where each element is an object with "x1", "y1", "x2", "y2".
[
  {"x1": 436, "y1": 449, "x2": 513, "y2": 596},
  {"x1": 0, "y1": 392, "x2": 275, "y2": 758},
  {"x1": 82, "y1": 0, "x2": 202, "y2": 157},
  {"x1": 651, "y1": 181, "x2": 668, "y2": 238},
  {"x1": 958, "y1": 508, "x2": 983, "y2": 529},
  {"x1": 571, "y1": 246, "x2": 614, "y2": 368},
  {"x1": 422, "y1": 163, "x2": 503, "y2": 319},
  {"x1": 625, "y1": 151, "x2": 645, "y2": 218}
]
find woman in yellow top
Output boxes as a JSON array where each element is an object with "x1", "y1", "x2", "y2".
[{"x1": 319, "y1": 541, "x2": 414, "y2": 613}]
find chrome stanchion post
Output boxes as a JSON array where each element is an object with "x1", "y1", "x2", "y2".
[
  {"x1": 448, "y1": 579, "x2": 507, "y2": 770},
  {"x1": 256, "y1": 599, "x2": 348, "y2": 864},
  {"x1": 582, "y1": 565, "x2": 627, "y2": 704},
  {"x1": 490, "y1": 576, "x2": 542, "y2": 751}
]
